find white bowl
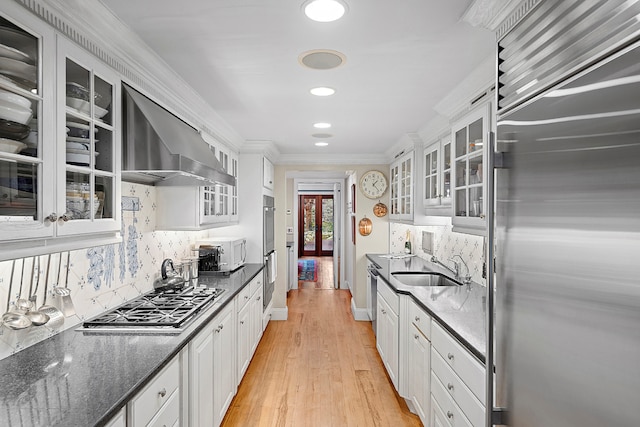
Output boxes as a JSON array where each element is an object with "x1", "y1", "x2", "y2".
[
  {"x1": 0, "y1": 99, "x2": 32, "y2": 124},
  {"x1": 0, "y1": 88, "x2": 31, "y2": 109},
  {"x1": 66, "y1": 97, "x2": 90, "y2": 114},
  {"x1": 66, "y1": 150, "x2": 98, "y2": 166},
  {"x1": 0, "y1": 137, "x2": 27, "y2": 154},
  {"x1": 66, "y1": 141, "x2": 90, "y2": 151},
  {"x1": 94, "y1": 105, "x2": 108, "y2": 119}
]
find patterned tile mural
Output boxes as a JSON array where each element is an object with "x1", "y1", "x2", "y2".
[
  {"x1": 389, "y1": 219, "x2": 486, "y2": 286},
  {"x1": 0, "y1": 182, "x2": 210, "y2": 360}
]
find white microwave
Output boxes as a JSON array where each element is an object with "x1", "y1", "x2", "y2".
[{"x1": 197, "y1": 237, "x2": 247, "y2": 272}]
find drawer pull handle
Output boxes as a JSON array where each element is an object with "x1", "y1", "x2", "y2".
[
  {"x1": 447, "y1": 411, "x2": 454, "y2": 419},
  {"x1": 447, "y1": 353, "x2": 454, "y2": 360},
  {"x1": 158, "y1": 388, "x2": 166, "y2": 398},
  {"x1": 381, "y1": 309, "x2": 386, "y2": 314},
  {"x1": 414, "y1": 316, "x2": 420, "y2": 321},
  {"x1": 447, "y1": 383, "x2": 454, "y2": 391}
]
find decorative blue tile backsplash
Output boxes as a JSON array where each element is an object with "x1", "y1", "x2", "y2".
[{"x1": 0, "y1": 182, "x2": 210, "y2": 359}]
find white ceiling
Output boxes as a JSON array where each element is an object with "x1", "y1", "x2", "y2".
[{"x1": 98, "y1": 0, "x2": 496, "y2": 158}]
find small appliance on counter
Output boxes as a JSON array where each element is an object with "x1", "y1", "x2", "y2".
[{"x1": 196, "y1": 237, "x2": 246, "y2": 275}]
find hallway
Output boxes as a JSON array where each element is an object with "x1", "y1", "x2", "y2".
[{"x1": 221, "y1": 288, "x2": 421, "y2": 426}]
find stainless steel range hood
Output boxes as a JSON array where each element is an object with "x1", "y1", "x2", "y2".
[{"x1": 121, "y1": 84, "x2": 235, "y2": 186}]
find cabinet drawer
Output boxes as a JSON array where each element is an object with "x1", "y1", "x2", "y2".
[
  {"x1": 130, "y1": 356, "x2": 180, "y2": 427},
  {"x1": 237, "y1": 283, "x2": 252, "y2": 311},
  {"x1": 250, "y1": 274, "x2": 262, "y2": 295},
  {"x1": 432, "y1": 349, "x2": 485, "y2": 427},
  {"x1": 378, "y1": 279, "x2": 399, "y2": 314},
  {"x1": 432, "y1": 322, "x2": 485, "y2": 403},
  {"x1": 431, "y1": 372, "x2": 473, "y2": 427},
  {"x1": 148, "y1": 386, "x2": 180, "y2": 427},
  {"x1": 409, "y1": 300, "x2": 431, "y2": 339}
]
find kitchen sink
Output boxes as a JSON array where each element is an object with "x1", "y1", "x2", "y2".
[{"x1": 391, "y1": 271, "x2": 462, "y2": 287}]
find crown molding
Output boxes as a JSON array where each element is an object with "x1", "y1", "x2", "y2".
[
  {"x1": 433, "y1": 55, "x2": 495, "y2": 120},
  {"x1": 239, "y1": 140, "x2": 281, "y2": 162},
  {"x1": 463, "y1": 0, "x2": 542, "y2": 40},
  {"x1": 15, "y1": 0, "x2": 244, "y2": 152},
  {"x1": 277, "y1": 153, "x2": 388, "y2": 166}
]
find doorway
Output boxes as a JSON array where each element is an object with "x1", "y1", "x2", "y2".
[{"x1": 298, "y1": 195, "x2": 334, "y2": 257}]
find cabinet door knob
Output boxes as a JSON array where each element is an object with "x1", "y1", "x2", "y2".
[
  {"x1": 414, "y1": 316, "x2": 420, "y2": 321},
  {"x1": 240, "y1": 320, "x2": 244, "y2": 325},
  {"x1": 257, "y1": 296, "x2": 261, "y2": 301},
  {"x1": 447, "y1": 411, "x2": 454, "y2": 419},
  {"x1": 414, "y1": 334, "x2": 419, "y2": 339},
  {"x1": 244, "y1": 295, "x2": 249, "y2": 299},
  {"x1": 447, "y1": 383, "x2": 454, "y2": 391},
  {"x1": 158, "y1": 388, "x2": 166, "y2": 398},
  {"x1": 447, "y1": 353, "x2": 454, "y2": 360},
  {"x1": 61, "y1": 214, "x2": 72, "y2": 222},
  {"x1": 46, "y1": 213, "x2": 58, "y2": 222}
]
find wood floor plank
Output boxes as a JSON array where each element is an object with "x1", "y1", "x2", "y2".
[{"x1": 222, "y1": 257, "x2": 422, "y2": 427}]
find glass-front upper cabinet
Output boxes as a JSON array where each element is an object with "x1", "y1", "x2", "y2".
[
  {"x1": 0, "y1": 10, "x2": 56, "y2": 241},
  {"x1": 56, "y1": 38, "x2": 120, "y2": 235},
  {"x1": 423, "y1": 137, "x2": 452, "y2": 209},
  {"x1": 451, "y1": 103, "x2": 490, "y2": 234},
  {"x1": 229, "y1": 152, "x2": 239, "y2": 223},
  {"x1": 389, "y1": 151, "x2": 414, "y2": 221}
]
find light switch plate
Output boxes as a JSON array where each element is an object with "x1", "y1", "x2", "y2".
[{"x1": 421, "y1": 231, "x2": 434, "y2": 255}]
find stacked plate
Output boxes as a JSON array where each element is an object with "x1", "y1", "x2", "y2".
[
  {"x1": 0, "y1": 88, "x2": 33, "y2": 154},
  {"x1": 0, "y1": 26, "x2": 37, "y2": 92},
  {"x1": 66, "y1": 82, "x2": 109, "y2": 119},
  {"x1": 65, "y1": 121, "x2": 99, "y2": 166}
]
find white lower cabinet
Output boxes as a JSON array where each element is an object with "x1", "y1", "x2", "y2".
[
  {"x1": 189, "y1": 300, "x2": 236, "y2": 427},
  {"x1": 189, "y1": 320, "x2": 215, "y2": 426},
  {"x1": 430, "y1": 322, "x2": 485, "y2": 427},
  {"x1": 105, "y1": 408, "x2": 126, "y2": 427},
  {"x1": 376, "y1": 280, "x2": 399, "y2": 390},
  {"x1": 407, "y1": 300, "x2": 431, "y2": 425},
  {"x1": 237, "y1": 275, "x2": 264, "y2": 382},
  {"x1": 128, "y1": 355, "x2": 181, "y2": 427},
  {"x1": 213, "y1": 302, "x2": 236, "y2": 426}
]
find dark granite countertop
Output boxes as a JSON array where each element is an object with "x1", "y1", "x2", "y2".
[
  {"x1": 367, "y1": 254, "x2": 487, "y2": 363},
  {"x1": 0, "y1": 264, "x2": 264, "y2": 427}
]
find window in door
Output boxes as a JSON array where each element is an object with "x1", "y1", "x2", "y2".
[{"x1": 298, "y1": 195, "x2": 333, "y2": 257}]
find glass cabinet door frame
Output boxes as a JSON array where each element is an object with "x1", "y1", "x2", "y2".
[
  {"x1": 55, "y1": 38, "x2": 121, "y2": 236},
  {"x1": 0, "y1": 8, "x2": 57, "y2": 241},
  {"x1": 423, "y1": 136, "x2": 452, "y2": 208},
  {"x1": 450, "y1": 103, "x2": 490, "y2": 233},
  {"x1": 389, "y1": 150, "x2": 414, "y2": 221}
]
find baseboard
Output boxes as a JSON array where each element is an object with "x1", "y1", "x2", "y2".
[
  {"x1": 271, "y1": 306, "x2": 288, "y2": 321},
  {"x1": 350, "y1": 298, "x2": 370, "y2": 321}
]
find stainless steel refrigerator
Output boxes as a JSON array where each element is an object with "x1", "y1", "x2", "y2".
[{"x1": 492, "y1": 39, "x2": 640, "y2": 426}]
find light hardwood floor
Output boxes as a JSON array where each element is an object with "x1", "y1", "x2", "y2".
[{"x1": 221, "y1": 283, "x2": 422, "y2": 426}]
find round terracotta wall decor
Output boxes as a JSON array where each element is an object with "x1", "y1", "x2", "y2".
[
  {"x1": 373, "y1": 202, "x2": 388, "y2": 217},
  {"x1": 358, "y1": 217, "x2": 372, "y2": 236}
]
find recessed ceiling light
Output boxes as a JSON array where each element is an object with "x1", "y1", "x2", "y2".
[
  {"x1": 315, "y1": 142, "x2": 329, "y2": 146},
  {"x1": 303, "y1": 0, "x2": 347, "y2": 22},
  {"x1": 299, "y1": 49, "x2": 346, "y2": 70},
  {"x1": 313, "y1": 122, "x2": 331, "y2": 129},
  {"x1": 310, "y1": 87, "x2": 336, "y2": 96},
  {"x1": 312, "y1": 133, "x2": 333, "y2": 138}
]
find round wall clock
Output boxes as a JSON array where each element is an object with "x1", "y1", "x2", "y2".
[{"x1": 359, "y1": 170, "x2": 387, "y2": 199}]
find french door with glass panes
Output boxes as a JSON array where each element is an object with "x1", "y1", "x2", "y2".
[{"x1": 298, "y1": 195, "x2": 333, "y2": 257}]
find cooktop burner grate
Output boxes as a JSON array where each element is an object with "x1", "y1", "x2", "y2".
[{"x1": 82, "y1": 286, "x2": 225, "y2": 331}]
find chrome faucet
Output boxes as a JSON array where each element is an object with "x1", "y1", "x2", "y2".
[{"x1": 431, "y1": 254, "x2": 472, "y2": 284}]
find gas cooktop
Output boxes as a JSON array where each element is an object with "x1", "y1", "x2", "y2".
[{"x1": 81, "y1": 286, "x2": 225, "y2": 334}]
